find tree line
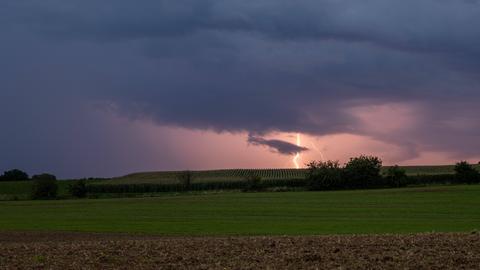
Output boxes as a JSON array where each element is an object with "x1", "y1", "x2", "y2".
[
  {"x1": 305, "y1": 156, "x2": 480, "y2": 191},
  {"x1": 2, "y1": 157, "x2": 479, "y2": 200}
]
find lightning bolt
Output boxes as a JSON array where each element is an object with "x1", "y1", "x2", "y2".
[
  {"x1": 293, "y1": 133, "x2": 301, "y2": 169},
  {"x1": 310, "y1": 142, "x2": 326, "y2": 162}
]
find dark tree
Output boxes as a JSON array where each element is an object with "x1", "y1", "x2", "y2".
[
  {"x1": 384, "y1": 165, "x2": 408, "y2": 187},
  {"x1": 1, "y1": 169, "x2": 29, "y2": 181},
  {"x1": 343, "y1": 155, "x2": 383, "y2": 188},
  {"x1": 454, "y1": 161, "x2": 480, "y2": 184},
  {"x1": 31, "y1": 174, "x2": 58, "y2": 199},
  {"x1": 68, "y1": 179, "x2": 88, "y2": 198},
  {"x1": 306, "y1": 160, "x2": 344, "y2": 190}
]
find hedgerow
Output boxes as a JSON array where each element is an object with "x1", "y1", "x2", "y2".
[{"x1": 85, "y1": 157, "x2": 480, "y2": 195}]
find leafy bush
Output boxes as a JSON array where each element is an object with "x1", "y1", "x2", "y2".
[
  {"x1": 454, "y1": 161, "x2": 480, "y2": 184},
  {"x1": 68, "y1": 179, "x2": 88, "y2": 198},
  {"x1": 1, "y1": 169, "x2": 29, "y2": 181},
  {"x1": 306, "y1": 160, "x2": 344, "y2": 190},
  {"x1": 344, "y1": 155, "x2": 383, "y2": 188},
  {"x1": 384, "y1": 165, "x2": 408, "y2": 187},
  {"x1": 31, "y1": 174, "x2": 58, "y2": 199}
]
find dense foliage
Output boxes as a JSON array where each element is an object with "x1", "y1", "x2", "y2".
[
  {"x1": 306, "y1": 156, "x2": 383, "y2": 190},
  {"x1": 384, "y1": 165, "x2": 408, "y2": 187},
  {"x1": 306, "y1": 161, "x2": 343, "y2": 190},
  {"x1": 0, "y1": 169, "x2": 29, "y2": 181},
  {"x1": 344, "y1": 155, "x2": 383, "y2": 188},
  {"x1": 68, "y1": 179, "x2": 88, "y2": 198},
  {"x1": 454, "y1": 161, "x2": 480, "y2": 184},
  {"x1": 31, "y1": 174, "x2": 58, "y2": 200}
]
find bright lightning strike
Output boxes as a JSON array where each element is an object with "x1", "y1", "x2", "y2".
[{"x1": 293, "y1": 133, "x2": 301, "y2": 169}]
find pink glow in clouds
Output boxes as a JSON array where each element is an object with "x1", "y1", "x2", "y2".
[{"x1": 96, "y1": 101, "x2": 479, "y2": 177}]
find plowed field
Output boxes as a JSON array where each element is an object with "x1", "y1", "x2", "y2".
[{"x1": 1, "y1": 232, "x2": 479, "y2": 269}]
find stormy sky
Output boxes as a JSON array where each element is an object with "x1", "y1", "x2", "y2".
[{"x1": 1, "y1": 0, "x2": 480, "y2": 178}]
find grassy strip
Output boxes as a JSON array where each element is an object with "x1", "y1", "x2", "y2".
[{"x1": 0, "y1": 185, "x2": 479, "y2": 235}]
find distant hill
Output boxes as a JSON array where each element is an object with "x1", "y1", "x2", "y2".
[{"x1": 98, "y1": 164, "x2": 480, "y2": 185}]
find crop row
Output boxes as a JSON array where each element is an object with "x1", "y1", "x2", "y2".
[{"x1": 86, "y1": 179, "x2": 306, "y2": 194}]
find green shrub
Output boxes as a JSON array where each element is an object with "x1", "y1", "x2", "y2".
[
  {"x1": 31, "y1": 174, "x2": 58, "y2": 200},
  {"x1": 68, "y1": 179, "x2": 88, "y2": 198},
  {"x1": 384, "y1": 165, "x2": 408, "y2": 187},
  {"x1": 344, "y1": 155, "x2": 383, "y2": 188},
  {"x1": 1, "y1": 169, "x2": 29, "y2": 181},
  {"x1": 454, "y1": 161, "x2": 480, "y2": 184},
  {"x1": 306, "y1": 160, "x2": 344, "y2": 190}
]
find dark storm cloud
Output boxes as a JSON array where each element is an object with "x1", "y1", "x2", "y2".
[
  {"x1": 1, "y1": 0, "x2": 480, "y2": 177},
  {"x1": 248, "y1": 135, "x2": 309, "y2": 155},
  {"x1": 7, "y1": 0, "x2": 480, "y2": 55}
]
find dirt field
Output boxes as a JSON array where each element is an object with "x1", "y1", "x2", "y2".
[{"x1": 1, "y1": 232, "x2": 479, "y2": 269}]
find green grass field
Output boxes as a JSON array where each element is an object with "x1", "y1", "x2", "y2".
[
  {"x1": 0, "y1": 185, "x2": 479, "y2": 235},
  {"x1": 100, "y1": 164, "x2": 480, "y2": 185}
]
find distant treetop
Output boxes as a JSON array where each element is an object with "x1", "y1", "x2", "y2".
[{"x1": 0, "y1": 169, "x2": 29, "y2": 181}]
